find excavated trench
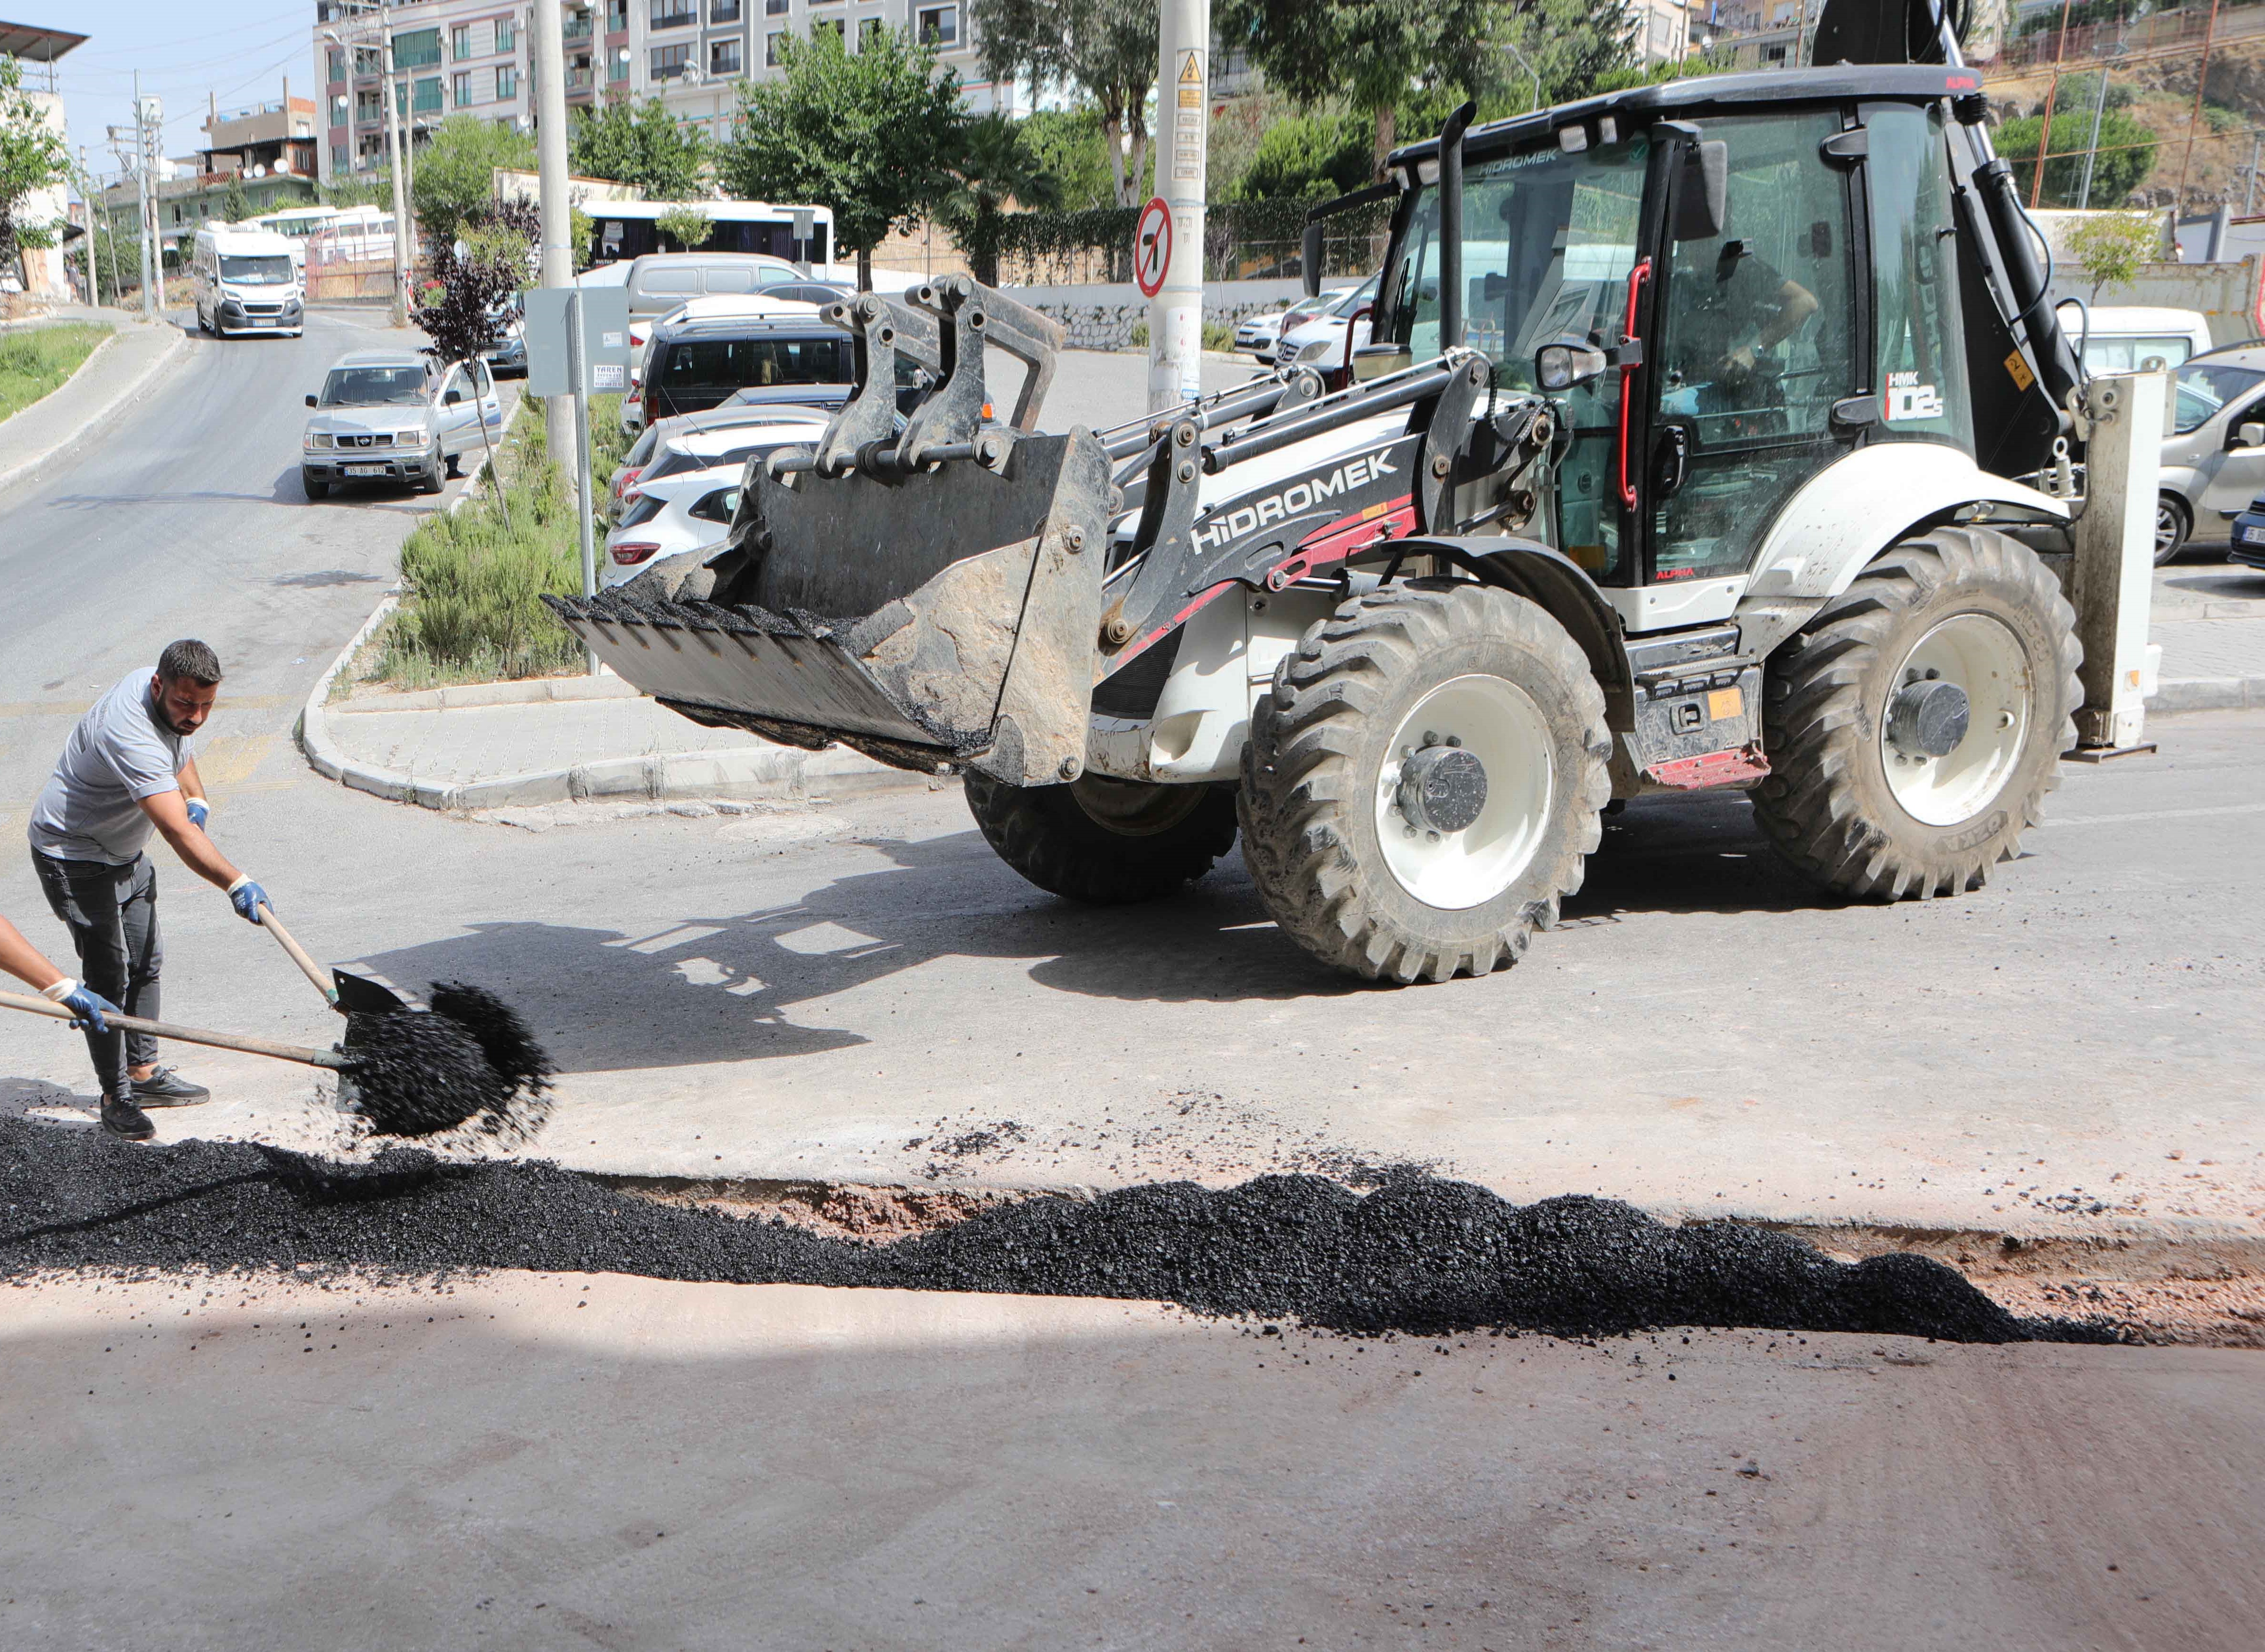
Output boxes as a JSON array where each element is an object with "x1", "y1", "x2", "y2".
[{"x1": 0, "y1": 1120, "x2": 2122, "y2": 1342}]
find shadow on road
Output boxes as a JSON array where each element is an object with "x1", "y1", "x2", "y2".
[{"x1": 347, "y1": 796, "x2": 1839, "y2": 1076}]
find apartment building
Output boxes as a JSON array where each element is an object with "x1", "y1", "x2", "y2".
[{"x1": 313, "y1": 0, "x2": 1005, "y2": 188}]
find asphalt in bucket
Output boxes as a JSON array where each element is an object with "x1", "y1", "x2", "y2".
[{"x1": 0, "y1": 1122, "x2": 2113, "y2": 1343}]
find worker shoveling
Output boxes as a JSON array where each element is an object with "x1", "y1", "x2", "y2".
[{"x1": 0, "y1": 980, "x2": 552, "y2": 1143}]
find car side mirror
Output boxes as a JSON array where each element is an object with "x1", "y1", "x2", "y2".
[
  {"x1": 1352, "y1": 342, "x2": 1411, "y2": 382},
  {"x1": 1536, "y1": 337, "x2": 1608, "y2": 392},
  {"x1": 1675, "y1": 140, "x2": 1729, "y2": 242},
  {"x1": 2239, "y1": 421, "x2": 2265, "y2": 450},
  {"x1": 444, "y1": 389, "x2": 462, "y2": 406},
  {"x1": 304, "y1": 393, "x2": 317, "y2": 407}
]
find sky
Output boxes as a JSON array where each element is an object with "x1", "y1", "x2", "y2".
[{"x1": 18, "y1": 1, "x2": 312, "y2": 186}]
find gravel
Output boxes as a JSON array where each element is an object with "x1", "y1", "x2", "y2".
[
  {"x1": 0, "y1": 1123, "x2": 2112, "y2": 1342},
  {"x1": 339, "y1": 982, "x2": 553, "y2": 1142}
]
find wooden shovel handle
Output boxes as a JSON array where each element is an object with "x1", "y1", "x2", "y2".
[
  {"x1": 0, "y1": 989, "x2": 349, "y2": 1071},
  {"x1": 257, "y1": 906, "x2": 339, "y2": 1008}
]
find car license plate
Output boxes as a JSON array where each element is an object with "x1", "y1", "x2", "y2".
[
  {"x1": 250, "y1": 318, "x2": 275, "y2": 327},
  {"x1": 2240, "y1": 525, "x2": 2265, "y2": 546},
  {"x1": 344, "y1": 463, "x2": 387, "y2": 477}
]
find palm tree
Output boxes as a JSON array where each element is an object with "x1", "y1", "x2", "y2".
[{"x1": 939, "y1": 113, "x2": 1060, "y2": 287}]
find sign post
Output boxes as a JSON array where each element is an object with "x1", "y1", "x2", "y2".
[
  {"x1": 1146, "y1": 0, "x2": 1209, "y2": 414},
  {"x1": 524, "y1": 284, "x2": 633, "y2": 672}
]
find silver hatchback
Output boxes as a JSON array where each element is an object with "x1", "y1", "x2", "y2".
[
  {"x1": 2156, "y1": 348, "x2": 2265, "y2": 561},
  {"x1": 300, "y1": 349, "x2": 503, "y2": 500}
]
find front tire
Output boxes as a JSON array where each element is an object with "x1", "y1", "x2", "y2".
[
  {"x1": 1753, "y1": 525, "x2": 2081, "y2": 901},
  {"x1": 1238, "y1": 581, "x2": 1611, "y2": 984},
  {"x1": 2154, "y1": 493, "x2": 2190, "y2": 565},
  {"x1": 964, "y1": 772, "x2": 1238, "y2": 904},
  {"x1": 302, "y1": 471, "x2": 328, "y2": 500}
]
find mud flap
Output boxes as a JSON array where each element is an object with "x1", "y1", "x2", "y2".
[{"x1": 547, "y1": 430, "x2": 1112, "y2": 787}]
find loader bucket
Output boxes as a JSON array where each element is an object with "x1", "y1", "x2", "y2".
[{"x1": 547, "y1": 427, "x2": 1113, "y2": 788}]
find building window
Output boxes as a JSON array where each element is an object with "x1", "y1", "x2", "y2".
[
  {"x1": 765, "y1": 0, "x2": 786, "y2": 14},
  {"x1": 565, "y1": 11, "x2": 593, "y2": 41},
  {"x1": 607, "y1": 0, "x2": 628, "y2": 29},
  {"x1": 609, "y1": 46, "x2": 630, "y2": 80},
  {"x1": 765, "y1": 29, "x2": 787, "y2": 64},
  {"x1": 915, "y1": 6, "x2": 956, "y2": 46},
  {"x1": 859, "y1": 17, "x2": 884, "y2": 46},
  {"x1": 497, "y1": 63, "x2": 519, "y2": 98},
  {"x1": 495, "y1": 17, "x2": 517, "y2": 51},
  {"x1": 330, "y1": 92, "x2": 349, "y2": 123},
  {"x1": 392, "y1": 28, "x2": 443, "y2": 69},
  {"x1": 413, "y1": 76, "x2": 444, "y2": 113},
  {"x1": 355, "y1": 46, "x2": 381, "y2": 76},
  {"x1": 710, "y1": 38, "x2": 742, "y2": 73},
  {"x1": 813, "y1": 17, "x2": 843, "y2": 42},
  {"x1": 651, "y1": 0, "x2": 696, "y2": 27},
  {"x1": 355, "y1": 89, "x2": 383, "y2": 123},
  {"x1": 452, "y1": 24, "x2": 473, "y2": 59},
  {"x1": 331, "y1": 142, "x2": 349, "y2": 173},
  {"x1": 327, "y1": 47, "x2": 346, "y2": 84},
  {"x1": 453, "y1": 71, "x2": 474, "y2": 106},
  {"x1": 710, "y1": 0, "x2": 741, "y2": 20},
  {"x1": 651, "y1": 42, "x2": 692, "y2": 78}
]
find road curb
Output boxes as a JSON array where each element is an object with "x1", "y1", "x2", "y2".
[
  {"x1": 0, "y1": 321, "x2": 188, "y2": 497},
  {"x1": 296, "y1": 420, "x2": 929, "y2": 814},
  {"x1": 2148, "y1": 675, "x2": 2265, "y2": 712}
]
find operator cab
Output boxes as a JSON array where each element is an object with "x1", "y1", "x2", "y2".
[{"x1": 1370, "y1": 68, "x2": 2050, "y2": 635}]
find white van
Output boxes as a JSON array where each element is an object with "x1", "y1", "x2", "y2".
[
  {"x1": 193, "y1": 225, "x2": 305, "y2": 339},
  {"x1": 2057, "y1": 303, "x2": 2213, "y2": 374}
]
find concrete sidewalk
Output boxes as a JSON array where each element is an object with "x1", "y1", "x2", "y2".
[
  {"x1": 0, "y1": 309, "x2": 189, "y2": 496},
  {"x1": 2152, "y1": 554, "x2": 2265, "y2": 708}
]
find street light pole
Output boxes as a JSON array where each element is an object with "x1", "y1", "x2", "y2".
[{"x1": 1501, "y1": 42, "x2": 1543, "y2": 114}]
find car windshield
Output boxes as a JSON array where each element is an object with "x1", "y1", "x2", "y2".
[
  {"x1": 1381, "y1": 133, "x2": 1651, "y2": 387},
  {"x1": 1329, "y1": 276, "x2": 1378, "y2": 319},
  {"x1": 321, "y1": 366, "x2": 428, "y2": 407},
  {"x1": 220, "y1": 254, "x2": 293, "y2": 285},
  {"x1": 2171, "y1": 361, "x2": 2265, "y2": 434},
  {"x1": 645, "y1": 439, "x2": 802, "y2": 483}
]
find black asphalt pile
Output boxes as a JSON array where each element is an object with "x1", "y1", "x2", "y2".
[
  {"x1": 340, "y1": 982, "x2": 553, "y2": 1142},
  {"x1": 0, "y1": 1123, "x2": 2111, "y2": 1343}
]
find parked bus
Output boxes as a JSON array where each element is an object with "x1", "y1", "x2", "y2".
[
  {"x1": 249, "y1": 204, "x2": 344, "y2": 272},
  {"x1": 585, "y1": 200, "x2": 836, "y2": 270}
]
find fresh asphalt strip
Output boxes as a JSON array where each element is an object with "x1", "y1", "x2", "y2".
[{"x1": 0, "y1": 1120, "x2": 2114, "y2": 1343}]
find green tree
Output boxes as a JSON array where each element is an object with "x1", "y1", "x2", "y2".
[
  {"x1": 410, "y1": 113, "x2": 537, "y2": 247},
  {"x1": 1995, "y1": 108, "x2": 2157, "y2": 208},
  {"x1": 412, "y1": 195, "x2": 540, "y2": 524},
  {"x1": 1019, "y1": 107, "x2": 1122, "y2": 212},
  {"x1": 1217, "y1": 0, "x2": 1514, "y2": 176},
  {"x1": 2065, "y1": 210, "x2": 2162, "y2": 301},
  {"x1": 938, "y1": 112, "x2": 1061, "y2": 284},
  {"x1": 0, "y1": 53, "x2": 70, "y2": 278},
  {"x1": 719, "y1": 27, "x2": 963, "y2": 288},
  {"x1": 654, "y1": 204, "x2": 714, "y2": 251},
  {"x1": 1230, "y1": 109, "x2": 1372, "y2": 200},
  {"x1": 969, "y1": 0, "x2": 1156, "y2": 207},
  {"x1": 571, "y1": 95, "x2": 710, "y2": 198},
  {"x1": 221, "y1": 173, "x2": 253, "y2": 224}
]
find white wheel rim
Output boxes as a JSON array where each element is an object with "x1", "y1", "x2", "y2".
[
  {"x1": 1880, "y1": 612, "x2": 2032, "y2": 828},
  {"x1": 1375, "y1": 673, "x2": 1554, "y2": 911},
  {"x1": 2156, "y1": 500, "x2": 2180, "y2": 556}
]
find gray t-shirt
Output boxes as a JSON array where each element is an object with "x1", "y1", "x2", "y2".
[{"x1": 28, "y1": 671, "x2": 195, "y2": 866}]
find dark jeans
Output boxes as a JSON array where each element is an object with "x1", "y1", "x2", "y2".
[{"x1": 31, "y1": 851, "x2": 162, "y2": 1099}]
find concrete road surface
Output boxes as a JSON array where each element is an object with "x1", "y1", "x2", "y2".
[{"x1": 1, "y1": 1272, "x2": 2256, "y2": 1651}]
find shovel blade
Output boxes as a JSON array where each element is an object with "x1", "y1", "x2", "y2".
[{"x1": 331, "y1": 968, "x2": 413, "y2": 1017}]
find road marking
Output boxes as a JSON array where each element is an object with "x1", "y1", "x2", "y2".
[
  {"x1": 197, "y1": 732, "x2": 278, "y2": 789},
  {"x1": 2052, "y1": 802, "x2": 2265, "y2": 825}
]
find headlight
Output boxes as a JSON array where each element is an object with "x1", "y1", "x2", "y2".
[
  {"x1": 1297, "y1": 338, "x2": 1338, "y2": 363},
  {"x1": 305, "y1": 433, "x2": 333, "y2": 450},
  {"x1": 400, "y1": 429, "x2": 433, "y2": 449}
]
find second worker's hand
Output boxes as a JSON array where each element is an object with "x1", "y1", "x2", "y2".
[
  {"x1": 227, "y1": 876, "x2": 272, "y2": 925},
  {"x1": 184, "y1": 796, "x2": 209, "y2": 830}
]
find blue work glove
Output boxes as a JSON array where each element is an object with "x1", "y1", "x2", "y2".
[
  {"x1": 184, "y1": 796, "x2": 209, "y2": 830},
  {"x1": 227, "y1": 877, "x2": 272, "y2": 925},
  {"x1": 41, "y1": 979, "x2": 118, "y2": 1033}
]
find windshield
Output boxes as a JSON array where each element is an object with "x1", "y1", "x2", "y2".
[
  {"x1": 2171, "y1": 361, "x2": 2265, "y2": 434},
  {"x1": 220, "y1": 254, "x2": 293, "y2": 286},
  {"x1": 321, "y1": 366, "x2": 428, "y2": 407},
  {"x1": 1330, "y1": 276, "x2": 1378, "y2": 319},
  {"x1": 1382, "y1": 133, "x2": 1651, "y2": 386}
]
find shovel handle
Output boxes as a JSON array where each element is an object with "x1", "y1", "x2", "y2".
[
  {"x1": 0, "y1": 989, "x2": 350, "y2": 1071},
  {"x1": 257, "y1": 906, "x2": 339, "y2": 1009}
]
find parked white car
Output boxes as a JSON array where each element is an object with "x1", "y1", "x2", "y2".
[
  {"x1": 605, "y1": 415, "x2": 836, "y2": 582},
  {"x1": 1235, "y1": 289, "x2": 1349, "y2": 358},
  {"x1": 300, "y1": 349, "x2": 503, "y2": 500},
  {"x1": 1275, "y1": 274, "x2": 1380, "y2": 373},
  {"x1": 609, "y1": 408, "x2": 833, "y2": 524}
]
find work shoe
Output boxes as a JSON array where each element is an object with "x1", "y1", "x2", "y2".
[
  {"x1": 131, "y1": 1067, "x2": 210, "y2": 1106},
  {"x1": 101, "y1": 1093, "x2": 154, "y2": 1142}
]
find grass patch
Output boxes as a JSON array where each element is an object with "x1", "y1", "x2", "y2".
[
  {"x1": 367, "y1": 394, "x2": 632, "y2": 688},
  {"x1": 0, "y1": 324, "x2": 112, "y2": 424}
]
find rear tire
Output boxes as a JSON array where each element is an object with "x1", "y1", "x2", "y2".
[
  {"x1": 1752, "y1": 525, "x2": 2081, "y2": 901},
  {"x1": 964, "y1": 772, "x2": 1238, "y2": 904},
  {"x1": 1238, "y1": 581, "x2": 1611, "y2": 984},
  {"x1": 2154, "y1": 493, "x2": 2190, "y2": 565}
]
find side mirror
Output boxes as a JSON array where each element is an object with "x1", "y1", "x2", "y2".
[
  {"x1": 2238, "y1": 421, "x2": 2265, "y2": 449},
  {"x1": 1301, "y1": 221, "x2": 1323, "y2": 300},
  {"x1": 1352, "y1": 342, "x2": 1411, "y2": 382},
  {"x1": 1675, "y1": 140, "x2": 1729, "y2": 242},
  {"x1": 304, "y1": 393, "x2": 317, "y2": 407},
  {"x1": 444, "y1": 389, "x2": 462, "y2": 406},
  {"x1": 1536, "y1": 338, "x2": 1609, "y2": 392}
]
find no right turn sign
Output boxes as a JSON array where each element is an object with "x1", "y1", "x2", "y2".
[{"x1": 1134, "y1": 197, "x2": 1172, "y2": 299}]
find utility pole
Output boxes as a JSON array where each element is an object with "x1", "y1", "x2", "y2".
[
  {"x1": 2245, "y1": 132, "x2": 2261, "y2": 217},
  {"x1": 2076, "y1": 62, "x2": 2112, "y2": 211},
  {"x1": 324, "y1": 9, "x2": 415, "y2": 326},
  {"x1": 1147, "y1": 0, "x2": 1209, "y2": 414},
  {"x1": 532, "y1": 0, "x2": 576, "y2": 458}
]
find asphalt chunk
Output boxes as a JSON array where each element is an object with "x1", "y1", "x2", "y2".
[{"x1": 0, "y1": 1123, "x2": 2114, "y2": 1343}]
